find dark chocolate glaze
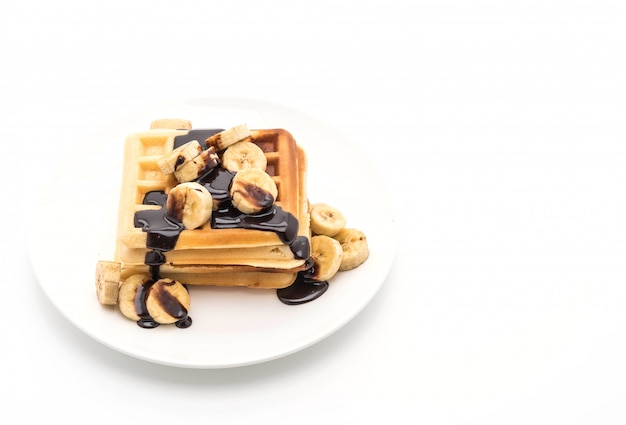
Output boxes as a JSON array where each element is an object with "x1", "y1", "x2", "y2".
[
  {"x1": 277, "y1": 273, "x2": 329, "y2": 305},
  {"x1": 174, "y1": 155, "x2": 186, "y2": 172},
  {"x1": 197, "y1": 167, "x2": 235, "y2": 208},
  {"x1": 134, "y1": 191, "x2": 183, "y2": 252},
  {"x1": 145, "y1": 251, "x2": 166, "y2": 266},
  {"x1": 133, "y1": 192, "x2": 192, "y2": 328},
  {"x1": 175, "y1": 317, "x2": 193, "y2": 328},
  {"x1": 151, "y1": 280, "x2": 189, "y2": 321},
  {"x1": 212, "y1": 205, "x2": 300, "y2": 246},
  {"x1": 188, "y1": 147, "x2": 220, "y2": 180},
  {"x1": 133, "y1": 278, "x2": 192, "y2": 329},
  {"x1": 277, "y1": 259, "x2": 329, "y2": 305},
  {"x1": 232, "y1": 183, "x2": 275, "y2": 211},
  {"x1": 289, "y1": 236, "x2": 310, "y2": 260},
  {"x1": 174, "y1": 129, "x2": 224, "y2": 150},
  {"x1": 134, "y1": 279, "x2": 160, "y2": 329}
]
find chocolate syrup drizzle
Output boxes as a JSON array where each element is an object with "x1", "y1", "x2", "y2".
[
  {"x1": 132, "y1": 129, "x2": 328, "y2": 327},
  {"x1": 132, "y1": 192, "x2": 192, "y2": 328}
]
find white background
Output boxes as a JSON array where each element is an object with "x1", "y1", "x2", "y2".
[{"x1": 2, "y1": 1, "x2": 626, "y2": 424}]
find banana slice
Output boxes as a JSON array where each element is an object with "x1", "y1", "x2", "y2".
[
  {"x1": 310, "y1": 203, "x2": 347, "y2": 237},
  {"x1": 205, "y1": 124, "x2": 251, "y2": 151},
  {"x1": 230, "y1": 168, "x2": 278, "y2": 214},
  {"x1": 221, "y1": 141, "x2": 267, "y2": 173},
  {"x1": 150, "y1": 118, "x2": 192, "y2": 130},
  {"x1": 166, "y1": 182, "x2": 213, "y2": 230},
  {"x1": 146, "y1": 278, "x2": 191, "y2": 325},
  {"x1": 157, "y1": 140, "x2": 204, "y2": 175},
  {"x1": 173, "y1": 146, "x2": 220, "y2": 183},
  {"x1": 310, "y1": 235, "x2": 343, "y2": 281},
  {"x1": 333, "y1": 228, "x2": 369, "y2": 271},
  {"x1": 95, "y1": 260, "x2": 121, "y2": 305},
  {"x1": 118, "y1": 273, "x2": 151, "y2": 321}
]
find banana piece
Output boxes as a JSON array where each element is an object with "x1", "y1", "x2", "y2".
[
  {"x1": 157, "y1": 140, "x2": 204, "y2": 175},
  {"x1": 118, "y1": 273, "x2": 151, "y2": 321},
  {"x1": 230, "y1": 168, "x2": 278, "y2": 214},
  {"x1": 205, "y1": 123, "x2": 251, "y2": 151},
  {"x1": 333, "y1": 228, "x2": 369, "y2": 271},
  {"x1": 146, "y1": 278, "x2": 191, "y2": 325},
  {"x1": 221, "y1": 141, "x2": 267, "y2": 173},
  {"x1": 166, "y1": 182, "x2": 213, "y2": 230},
  {"x1": 310, "y1": 235, "x2": 343, "y2": 281},
  {"x1": 309, "y1": 203, "x2": 347, "y2": 237},
  {"x1": 150, "y1": 118, "x2": 192, "y2": 130},
  {"x1": 173, "y1": 146, "x2": 220, "y2": 183},
  {"x1": 95, "y1": 260, "x2": 121, "y2": 305}
]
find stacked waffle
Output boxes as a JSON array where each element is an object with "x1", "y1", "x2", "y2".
[{"x1": 114, "y1": 122, "x2": 310, "y2": 289}]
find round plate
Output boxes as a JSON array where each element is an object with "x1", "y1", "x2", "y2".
[{"x1": 28, "y1": 97, "x2": 397, "y2": 368}]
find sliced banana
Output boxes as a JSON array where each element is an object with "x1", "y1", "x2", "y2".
[
  {"x1": 310, "y1": 235, "x2": 343, "y2": 281},
  {"x1": 95, "y1": 260, "x2": 121, "y2": 305},
  {"x1": 150, "y1": 118, "x2": 192, "y2": 130},
  {"x1": 146, "y1": 278, "x2": 191, "y2": 325},
  {"x1": 221, "y1": 141, "x2": 267, "y2": 173},
  {"x1": 333, "y1": 228, "x2": 369, "y2": 271},
  {"x1": 118, "y1": 273, "x2": 151, "y2": 321},
  {"x1": 205, "y1": 123, "x2": 251, "y2": 151},
  {"x1": 173, "y1": 146, "x2": 220, "y2": 183},
  {"x1": 309, "y1": 203, "x2": 347, "y2": 237},
  {"x1": 166, "y1": 182, "x2": 213, "y2": 230},
  {"x1": 157, "y1": 140, "x2": 204, "y2": 175},
  {"x1": 230, "y1": 168, "x2": 278, "y2": 214}
]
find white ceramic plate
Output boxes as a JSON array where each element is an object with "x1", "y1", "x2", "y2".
[{"x1": 28, "y1": 97, "x2": 397, "y2": 368}]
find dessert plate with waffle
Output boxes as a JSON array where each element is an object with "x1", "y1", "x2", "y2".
[{"x1": 29, "y1": 97, "x2": 397, "y2": 368}]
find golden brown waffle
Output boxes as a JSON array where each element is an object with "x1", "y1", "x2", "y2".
[
  {"x1": 114, "y1": 127, "x2": 309, "y2": 288},
  {"x1": 120, "y1": 264, "x2": 299, "y2": 289}
]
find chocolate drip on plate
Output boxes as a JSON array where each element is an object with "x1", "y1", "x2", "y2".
[{"x1": 277, "y1": 274, "x2": 329, "y2": 305}]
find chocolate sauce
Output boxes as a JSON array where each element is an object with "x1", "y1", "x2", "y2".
[
  {"x1": 174, "y1": 155, "x2": 186, "y2": 171},
  {"x1": 145, "y1": 252, "x2": 166, "y2": 268},
  {"x1": 276, "y1": 258, "x2": 329, "y2": 304},
  {"x1": 234, "y1": 183, "x2": 275, "y2": 210},
  {"x1": 134, "y1": 192, "x2": 184, "y2": 252},
  {"x1": 133, "y1": 192, "x2": 191, "y2": 328},
  {"x1": 277, "y1": 273, "x2": 329, "y2": 305},
  {"x1": 133, "y1": 278, "x2": 192, "y2": 329},
  {"x1": 174, "y1": 129, "x2": 224, "y2": 150},
  {"x1": 196, "y1": 167, "x2": 235, "y2": 207},
  {"x1": 151, "y1": 280, "x2": 190, "y2": 323},
  {"x1": 212, "y1": 205, "x2": 300, "y2": 246},
  {"x1": 289, "y1": 236, "x2": 310, "y2": 260},
  {"x1": 134, "y1": 279, "x2": 159, "y2": 329},
  {"x1": 175, "y1": 317, "x2": 193, "y2": 328}
]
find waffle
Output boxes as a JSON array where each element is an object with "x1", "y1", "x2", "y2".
[{"x1": 114, "y1": 126, "x2": 310, "y2": 289}]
